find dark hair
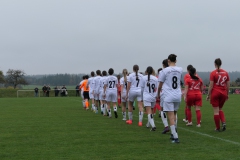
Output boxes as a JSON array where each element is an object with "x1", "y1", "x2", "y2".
[
  {"x1": 117, "y1": 75, "x2": 120, "y2": 80},
  {"x1": 162, "y1": 59, "x2": 169, "y2": 68},
  {"x1": 102, "y1": 70, "x2": 107, "y2": 76},
  {"x1": 214, "y1": 58, "x2": 222, "y2": 72},
  {"x1": 108, "y1": 68, "x2": 114, "y2": 75},
  {"x1": 91, "y1": 71, "x2": 95, "y2": 77},
  {"x1": 157, "y1": 68, "x2": 162, "y2": 74},
  {"x1": 189, "y1": 67, "x2": 199, "y2": 80},
  {"x1": 96, "y1": 70, "x2": 101, "y2": 75},
  {"x1": 85, "y1": 75, "x2": 89, "y2": 79},
  {"x1": 168, "y1": 54, "x2": 177, "y2": 62},
  {"x1": 146, "y1": 66, "x2": 153, "y2": 86},
  {"x1": 82, "y1": 75, "x2": 85, "y2": 80},
  {"x1": 187, "y1": 65, "x2": 193, "y2": 71},
  {"x1": 133, "y1": 65, "x2": 139, "y2": 80}
]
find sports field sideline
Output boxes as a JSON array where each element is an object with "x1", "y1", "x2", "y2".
[{"x1": 0, "y1": 95, "x2": 240, "y2": 160}]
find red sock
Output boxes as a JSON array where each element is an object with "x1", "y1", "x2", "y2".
[
  {"x1": 214, "y1": 115, "x2": 220, "y2": 130},
  {"x1": 219, "y1": 110, "x2": 226, "y2": 123},
  {"x1": 185, "y1": 107, "x2": 188, "y2": 119},
  {"x1": 196, "y1": 110, "x2": 201, "y2": 125},
  {"x1": 187, "y1": 108, "x2": 192, "y2": 123},
  {"x1": 118, "y1": 99, "x2": 121, "y2": 105},
  {"x1": 153, "y1": 105, "x2": 156, "y2": 114}
]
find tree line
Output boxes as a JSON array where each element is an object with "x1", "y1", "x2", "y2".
[{"x1": 1, "y1": 69, "x2": 240, "y2": 89}]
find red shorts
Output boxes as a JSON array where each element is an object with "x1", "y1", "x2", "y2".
[
  {"x1": 210, "y1": 91, "x2": 227, "y2": 108},
  {"x1": 186, "y1": 94, "x2": 202, "y2": 107}
]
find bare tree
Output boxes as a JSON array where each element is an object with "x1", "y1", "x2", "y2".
[
  {"x1": 5, "y1": 69, "x2": 28, "y2": 89},
  {"x1": 0, "y1": 70, "x2": 5, "y2": 83}
]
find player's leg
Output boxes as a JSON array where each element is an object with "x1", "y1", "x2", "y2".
[
  {"x1": 160, "y1": 97, "x2": 169, "y2": 134},
  {"x1": 219, "y1": 94, "x2": 227, "y2": 131},
  {"x1": 121, "y1": 92, "x2": 127, "y2": 120},
  {"x1": 112, "y1": 92, "x2": 118, "y2": 118},
  {"x1": 145, "y1": 102, "x2": 156, "y2": 131},
  {"x1": 195, "y1": 106, "x2": 201, "y2": 127},
  {"x1": 186, "y1": 106, "x2": 192, "y2": 126}
]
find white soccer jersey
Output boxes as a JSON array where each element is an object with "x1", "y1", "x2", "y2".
[
  {"x1": 104, "y1": 75, "x2": 118, "y2": 91},
  {"x1": 93, "y1": 76, "x2": 101, "y2": 94},
  {"x1": 87, "y1": 77, "x2": 95, "y2": 92},
  {"x1": 142, "y1": 75, "x2": 158, "y2": 102},
  {"x1": 159, "y1": 66, "x2": 183, "y2": 102},
  {"x1": 99, "y1": 76, "x2": 107, "y2": 92},
  {"x1": 128, "y1": 72, "x2": 143, "y2": 91},
  {"x1": 120, "y1": 76, "x2": 128, "y2": 93}
]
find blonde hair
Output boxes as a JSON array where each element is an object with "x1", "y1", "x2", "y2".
[
  {"x1": 122, "y1": 69, "x2": 128, "y2": 83},
  {"x1": 152, "y1": 69, "x2": 155, "y2": 76}
]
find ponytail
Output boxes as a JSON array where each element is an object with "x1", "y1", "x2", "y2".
[
  {"x1": 146, "y1": 66, "x2": 153, "y2": 86},
  {"x1": 133, "y1": 65, "x2": 139, "y2": 80},
  {"x1": 189, "y1": 67, "x2": 199, "y2": 80},
  {"x1": 122, "y1": 69, "x2": 128, "y2": 83}
]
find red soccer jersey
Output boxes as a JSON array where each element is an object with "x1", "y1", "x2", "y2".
[
  {"x1": 185, "y1": 76, "x2": 203, "y2": 95},
  {"x1": 184, "y1": 74, "x2": 190, "y2": 83},
  {"x1": 210, "y1": 69, "x2": 229, "y2": 96}
]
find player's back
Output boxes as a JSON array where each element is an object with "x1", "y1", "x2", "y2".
[
  {"x1": 128, "y1": 72, "x2": 143, "y2": 91},
  {"x1": 211, "y1": 69, "x2": 229, "y2": 91},
  {"x1": 186, "y1": 76, "x2": 203, "y2": 95},
  {"x1": 105, "y1": 75, "x2": 118, "y2": 91},
  {"x1": 88, "y1": 77, "x2": 95, "y2": 91},
  {"x1": 94, "y1": 76, "x2": 101, "y2": 93},
  {"x1": 120, "y1": 77, "x2": 128, "y2": 92},
  {"x1": 159, "y1": 66, "x2": 183, "y2": 102},
  {"x1": 143, "y1": 75, "x2": 158, "y2": 102}
]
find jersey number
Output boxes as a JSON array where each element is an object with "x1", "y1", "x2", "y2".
[
  {"x1": 109, "y1": 81, "x2": 115, "y2": 88},
  {"x1": 190, "y1": 82, "x2": 200, "y2": 90},
  {"x1": 136, "y1": 79, "x2": 140, "y2": 87},
  {"x1": 125, "y1": 82, "x2": 127, "y2": 89},
  {"x1": 172, "y1": 76, "x2": 178, "y2": 89},
  {"x1": 216, "y1": 75, "x2": 227, "y2": 86},
  {"x1": 148, "y1": 83, "x2": 155, "y2": 93}
]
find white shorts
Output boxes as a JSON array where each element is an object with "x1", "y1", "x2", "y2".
[
  {"x1": 121, "y1": 91, "x2": 127, "y2": 102},
  {"x1": 89, "y1": 90, "x2": 94, "y2": 99},
  {"x1": 81, "y1": 91, "x2": 84, "y2": 99},
  {"x1": 144, "y1": 101, "x2": 156, "y2": 108},
  {"x1": 129, "y1": 90, "x2": 142, "y2": 102},
  {"x1": 160, "y1": 93, "x2": 165, "y2": 108},
  {"x1": 163, "y1": 102, "x2": 180, "y2": 112},
  {"x1": 106, "y1": 91, "x2": 117, "y2": 102},
  {"x1": 99, "y1": 91, "x2": 105, "y2": 101}
]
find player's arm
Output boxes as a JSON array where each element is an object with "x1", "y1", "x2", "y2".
[
  {"x1": 157, "y1": 82, "x2": 163, "y2": 98},
  {"x1": 126, "y1": 82, "x2": 131, "y2": 99},
  {"x1": 184, "y1": 84, "x2": 189, "y2": 101},
  {"x1": 207, "y1": 81, "x2": 213, "y2": 101}
]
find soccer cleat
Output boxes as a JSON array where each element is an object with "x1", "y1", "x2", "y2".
[
  {"x1": 95, "y1": 110, "x2": 98, "y2": 114},
  {"x1": 215, "y1": 128, "x2": 221, "y2": 132},
  {"x1": 183, "y1": 119, "x2": 188, "y2": 123},
  {"x1": 101, "y1": 111, "x2": 103, "y2": 115},
  {"x1": 162, "y1": 127, "x2": 170, "y2": 134},
  {"x1": 122, "y1": 118, "x2": 126, "y2": 121},
  {"x1": 133, "y1": 107, "x2": 135, "y2": 110},
  {"x1": 107, "y1": 112, "x2": 109, "y2": 116},
  {"x1": 159, "y1": 113, "x2": 161, "y2": 118},
  {"x1": 138, "y1": 122, "x2": 142, "y2": 127},
  {"x1": 146, "y1": 124, "x2": 150, "y2": 128},
  {"x1": 196, "y1": 124, "x2": 201, "y2": 127},
  {"x1": 222, "y1": 123, "x2": 226, "y2": 131},
  {"x1": 186, "y1": 122, "x2": 193, "y2": 126},
  {"x1": 126, "y1": 120, "x2": 132, "y2": 124},
  {"x1": 170, "y1": 134, "x2": 174, "y2": 140},
  {"x1": 150, "y1": 127, "x2": 156, "y2": 131},
  {"x1": 114, "y1": 111, "x2": 118, "y2": 118},
  {"x1": 172, "y1": 138, "x2": 180, "y2": 143}
]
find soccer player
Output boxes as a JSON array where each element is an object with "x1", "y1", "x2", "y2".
[
  {"x1": 157, "y1": 54, "x2": 182, "y2": 143},
  {"x1": 87, "y1": 71, "x2": 95, "y2": 112},
  {"x1": 159, "y1": 59, "x2": 170, "y2": 134},
  {"x1": 99, "y1": 70, "x2": 108, "y2": 115},
  {"x1": 94, "y1": 70, "x2": 101, "y2": 114},
  {"x1": 183, "y1": 64, "x2": 193, "y2": 123},
  {"x1": 79, "y1": 75, "x2": 86, "y2": 108},
  {"x1": 103, "y1": 68, "x2": 118, "y2": 118},
  {"x1": 80, "y1": 75, "x2": 90, "y2": 110},
  {"x1": 207, "y1": 58, "x2": 229, "y2": 131},
  {"x1": 184, "y1": 67, "x2": 203, "y2": 127},
  {"x1": 143, "y1": 66, "x2": 158, "y2": 131},
  {"x1": 126, "y1": 65, "x2": 144, "y2": 126},
  {"x1": 153, "y1": 68, "x2": 161, "y2": 117},
  {"x1": 120, "y1": 69, "x2": 128, "y2": 120}
]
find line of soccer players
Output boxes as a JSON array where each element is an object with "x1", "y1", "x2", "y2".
[{"x1": 79, "y1": 54, "x2": 230, "y2": 143}]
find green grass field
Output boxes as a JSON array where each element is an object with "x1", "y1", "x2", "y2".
[{"x1": 0, "y1": 95, "x2": 240, "y2": 160}]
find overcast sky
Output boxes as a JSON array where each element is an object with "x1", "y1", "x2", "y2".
[{"x1": 1, "y1": 0, "x2": 240, "y2": 75}]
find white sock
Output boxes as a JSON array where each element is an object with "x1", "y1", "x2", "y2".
[
  {"x1": 82, "y1": 100, "x2": 85, "y2": 108},
  {"x1": 92, "y1": 104, "x2": 95, "y2": 110},
  {"x1": 128, "y1": 112, "x2": 133, "y2": 120},
  {"x1": 148, "y1": 114, "x2": 155, "y2": 127},
  {"x1": 114, "y1": 106, "x2": 117, "y2": 112},
  {"x1": 122, "y1": 112, "x2": 126, "y2": 119},
  {"x1": 170, "y1": 125, "x2": 178, "y2": 139},
  {"x1": 108, "y1": 109, "x2": 111, "y2": 117},
  {"x1": 146, "y1": 121, "x2": 150, "y2": 127},
  {"x1": 100, "y1": 104, "x2": 103, "y2": 112},
  {"x1": 139, "y1": 111, "x2": 143, "y2": 122},
  {"x1": 161, "y1": 111, "x2": 168, "y2": 127}
]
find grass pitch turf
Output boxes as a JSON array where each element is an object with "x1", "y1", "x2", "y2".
[{"x1": 0, "y1": 96, "x2": 240, "y2": 160}]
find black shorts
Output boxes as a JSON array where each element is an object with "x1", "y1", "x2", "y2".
[{"x1": 83, "y1": 91, "x2": 90, "y2": 100}]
